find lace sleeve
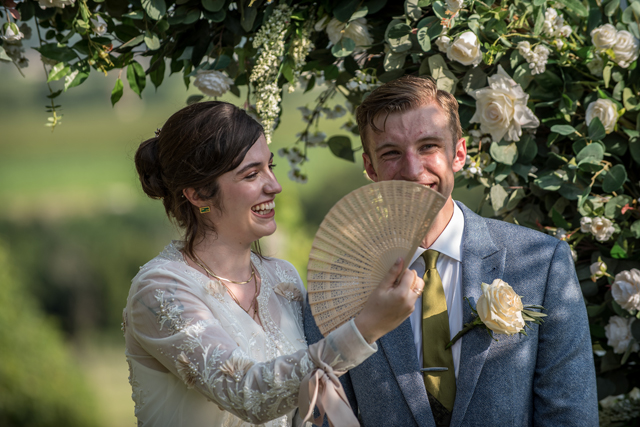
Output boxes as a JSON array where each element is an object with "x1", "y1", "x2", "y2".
[{"x1": 126, "y1": 267, "x2": 376, "y2": 424}]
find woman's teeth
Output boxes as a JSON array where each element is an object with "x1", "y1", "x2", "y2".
[{"x1": 252, "y1": 201, "x2": 275, "y2": 215}]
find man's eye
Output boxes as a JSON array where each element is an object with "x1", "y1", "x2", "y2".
[{"x1": 269, "y1": 163, "x2": 277, "y2": 170}]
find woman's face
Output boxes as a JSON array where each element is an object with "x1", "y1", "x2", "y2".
[{"x1": 211, "y1": 134, "x2": 282, "y2": 245}]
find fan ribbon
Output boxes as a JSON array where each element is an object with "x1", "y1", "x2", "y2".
[{"x1": 298, "y1": 341, "x2": 358, "y2": 427}]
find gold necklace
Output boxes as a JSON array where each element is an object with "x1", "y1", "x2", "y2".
[
  {"x1": 188, "y1": 254, "x2": 260, "y2": 320},
  {"x1": 192, "y1": 252, "x2": 255, "y2": 285}
]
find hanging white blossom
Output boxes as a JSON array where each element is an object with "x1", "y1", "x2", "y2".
[{"x1": 193, "y1": 70, "x2": 234, "y2": 98}]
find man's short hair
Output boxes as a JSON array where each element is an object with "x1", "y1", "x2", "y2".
[{"x1": 356, "y1": 75, "x2": 462, "y2": 157}]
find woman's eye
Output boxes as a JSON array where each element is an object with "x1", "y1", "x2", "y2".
[{"x1": 245, "y1": 172, "x2": 258, "y2": 179}]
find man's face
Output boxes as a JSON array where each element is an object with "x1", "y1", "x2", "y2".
[{"x1": 362, "y1": 103, "x2": 466, "y2": 202}]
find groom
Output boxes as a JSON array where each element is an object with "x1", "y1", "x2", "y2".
[{"x1": 303, "y1": 76, "x2": 598, "y2": 426}]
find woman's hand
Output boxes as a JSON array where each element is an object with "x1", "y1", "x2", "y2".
[{"x1": 354, "y1": 258, "x2": 424, "y2": 344}]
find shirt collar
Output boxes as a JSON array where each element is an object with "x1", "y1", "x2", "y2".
[{"x1": 410, "y1": 202, "x2": 464, "y2": 265}]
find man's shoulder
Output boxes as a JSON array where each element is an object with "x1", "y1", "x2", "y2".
[{"x1": 455, "y1": 201, "x2": 562, "y2": 249}]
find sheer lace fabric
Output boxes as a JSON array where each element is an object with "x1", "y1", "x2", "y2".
[{"x1": 123, "y1": 241, "x2": 376, "y2": 427}]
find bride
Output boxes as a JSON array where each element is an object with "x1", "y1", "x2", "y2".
[{"x1": 123, "y1": 101, "x2": 424, "y2": 427}]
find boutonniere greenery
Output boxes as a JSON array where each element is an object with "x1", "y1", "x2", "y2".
[{"x1": 446, "y1": 279, "x2": 547, "y2": 349}]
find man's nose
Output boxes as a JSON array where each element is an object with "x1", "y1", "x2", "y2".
[{"x1": 400, "y1": 152, "x2": 424, "y2": 181}]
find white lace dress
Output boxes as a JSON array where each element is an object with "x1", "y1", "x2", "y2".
[{"x1": 122, "y1": 241, "x2": 376, "y2": 427}]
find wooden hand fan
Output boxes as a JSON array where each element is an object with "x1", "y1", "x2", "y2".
[{"x1": 307, "y1": 180, "x2": 447, "y2": 336}]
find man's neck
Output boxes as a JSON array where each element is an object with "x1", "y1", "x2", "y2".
[{"x1": 421, "y1": 197, "x2": 455, "y2": 248}]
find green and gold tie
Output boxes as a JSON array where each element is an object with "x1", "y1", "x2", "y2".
[{"x1": 421, "y1": 249, "x2": 456, "y2": 413}]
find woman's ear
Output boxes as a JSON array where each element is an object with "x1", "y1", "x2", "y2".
[{"x1": 183, "y1": 188, "x2": 207, "y2": 208}]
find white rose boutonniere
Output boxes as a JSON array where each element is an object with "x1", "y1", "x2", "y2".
[{"x1": 446, "y1": 279, "x2": 547, "y2": 348}]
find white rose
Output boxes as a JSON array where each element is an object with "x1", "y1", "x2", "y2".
[
  {"x1": 446, "y1": 0, "x2": 464, "y2": 14},
  {"x1": 589, "y1": 216, "x2": 615, "y2": 241},
  {"x1": 590, "y1": 260, "x2": 607, "y2": 281},
  {"x1": 91, "y1": 16, "x2": 107, "y2": 36},
  {"x1": 326, "y1": 17, "x2": 373, "y2": 51},
  {"x1": 193, "y1": 70, "x2": 234, "y2": 98},
  {"x1": 611, "y1": 269, "x2": 640, "y2": 311},
  {"x1": 38, "y1": 0, "x2": 75, "y2": 8},
  {"x1": 612, "y1": 30, "x2": 640, "y2": 68},
  {"x1": 476, "y1": 279, "x2": 525, "y2": 335},
  {"x1": 1, "y1": 22, "x2": 24, "y2": 43},
  {"x1": 591, "y1": 24, "x2": 618, "y2": 51},
  {"x1": 436, "y1": 35, "x2": 451, "y2": 53},
  {"x1": 585, "y1": 98, "x2": 618, "y2": 134},
  {"x1": 605, "y1": 316, "x2": 640, "y2": 354},
  {"x1": 600, "y1": 394, "x2": 624, "y2": 409},
  {"x1": 469, "y1": 65, "x2": 540, "y2": 142},
  {"x1": 629, "y1": 388, "x2": 640, "y2": 400},
  {"x1": 580, "y1": 216, "x2": 592, "y2": 232},
  {"x1": 587, "y1": 55, "x2": 604, "y2": 77},
  {"x1": 446, "y1": 31, "x2": 483, "y2": 67}
]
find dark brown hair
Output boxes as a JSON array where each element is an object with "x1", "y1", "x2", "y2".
[
  {"x1": 135, "y1": 101, "x2": 263, "y2": 258},
  {"x1": 356, "y1": 75, "x2": 462, "y2": 157}
]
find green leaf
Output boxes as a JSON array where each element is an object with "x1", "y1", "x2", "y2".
[
  {"x1": 576, "y1": 143, "x2": 604, "y2": 163},
  {"x1": 127, "y1": 60, "x2": 146, "y2": 97},
  {"x1": 604, "y1": 0, "x2": 620, "y2": 16},
  {"x1": 202, "y1": 0, "x2": 224, "y2": 12},
  {"x1": 432, "y1": 0, "x2": 446, "y2": 18},
  {"x1": 516, "y1": 134, "x2": 538, "y2": 164},
  {"x1": 603, "y1": 63, "x2": 613, "y2": 88},
  {"x1": 386, "y1": 21, "x2": 412, "y2": 53},
  {"x1": 331, "y1": 37, "x2": 356, "y2": 58},
  {"x1": 623, "y1": 87, "x2": 638, "y2": 111},
  {"x1": 533, "y1": 6, "x2": 545, "y2": 35},
  {"x1": 417, "y1": 27, "x2": 431, "y2": 52},
  {"x1": 349, "y1": 7, "x2": 369, "y2": 21},
  {"x1": 364, "y1": 0, "x2": 387, "y2": 14},
  {"x1": 123, "y1": 10, "x2": 144, "y2": 19},
  {"x1": 555, "y1": 0, "x2": 588, "y2": 17},
  {"x1": 534, "y1": 173, "x2": 564, "y2": 191},
  {"x1": 428, "y1": 54, "x2": 457, "y2": 94},
  {"x1": 461, "y1": 68, "x2": 487, "y2": 93},
  {"x1": 334, "y1": 0, "x2": 359, "y2": 22},
  {"x1": 35, "y1": 43, "x2": 78, "y2": 62},
  {"x1": 149, "y1": 57, "x2": 166, "y2": 89},
  {"x1": 383, "y1": 51, "x2": 407, "y2": 71},
  {"x1": 405, "y1": 0, "x2": 422, "y2": 20},
  {"x1": 141, "y1": 0, "x2": 166, "y2": 20},
  {"x1": 328, "y1": 136, "x2": 355, "y2": 162},
  {"x1": 64, "y1": 61, "x2": 90, "y2": 91},
  {"x1": 490, "y1": 184, "x2": 509, "y2": 212},
  {"x1": 631, "y1": 137, "x2": 640, "y2": 165},
  {"x1": 111, "y1": 78, "x2": 124, "y2": 106},
  {"x1": 144, "y1": 31, "x2": 161, "y2": 50},
  {"x1": 490, "y1": 140, "x2": 518, "y2": 165},
  {"x1": 47, "y1": 62, "x2": 71, "y2": 82},
  {"x1": 550, "y1": 124, "x2": 577, "y2": 135},
  {"x1": 241, "y1": 5, "x2": 258, "y2": 32},
  {"x1": 610, "y1": 242, "x2": 628, "y2": 259},
  {"x1": 551, "y1": 208, "x2": 571, "y2": 229},
  {"x1": 602, "y1": 164, "x2": 627, "y2": 193},
  {"x1": 187, "y1": 94, "x2": 204, "y2": 105},
  {"x1": 588, "y1": 117, "x2": 606, "y2": 141},
  {"x1": 0, "y1": 46, "x2": 11, "y2": 62},
  {"x1": 630, "y1": 220, "x2": 640, "y2": 239},
  {"x1": 605, "y1": 195, "x2": 632, "y2": 219}
]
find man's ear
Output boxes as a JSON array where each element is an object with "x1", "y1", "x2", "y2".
[
  {"x1": 363, "y1": 153, "x2": 379, "y2": 182},
  {"x1": 183, "y1": 188, "x2": 208, "y2": 208},
  {"x1": 451, "y1": 138, "x2": 467, "y2": 173}
]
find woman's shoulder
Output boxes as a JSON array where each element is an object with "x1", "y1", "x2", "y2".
[
  {"x1": 252, "y1": 254, "x2": 306, "y2": 299},
  {"x1": 132, "y1": 241, "x2": 206, "y2": 289}
]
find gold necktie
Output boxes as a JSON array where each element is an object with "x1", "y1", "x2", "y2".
[{"x1": 421, "y1": 249, "x2": 456, "y2": 413}]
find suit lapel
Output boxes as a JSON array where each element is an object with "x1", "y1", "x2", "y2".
[
  {"x1": 450, "y1": 203, "x2": 506, "y2": 427},
  {"x1": 379, "y1": 318, "x2": 437, "y2": 427}
]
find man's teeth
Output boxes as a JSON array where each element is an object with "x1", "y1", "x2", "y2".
[{"x1": 252, "y1": 201, "x2": 275, "y2": 214}]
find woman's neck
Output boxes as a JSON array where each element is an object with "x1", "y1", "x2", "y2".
[{"x1": 189, "y1": 235, "x2": 254, "y2": 282}]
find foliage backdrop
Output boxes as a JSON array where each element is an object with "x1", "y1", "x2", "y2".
[{"x1": 2, "y1": 0, "x2": 640, "y2": 424}]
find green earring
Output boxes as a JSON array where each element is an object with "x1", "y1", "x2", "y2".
[{"x1": 199, "y1": 206, "x2": 211, "y2": 214}]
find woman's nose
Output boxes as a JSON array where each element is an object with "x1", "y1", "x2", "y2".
[{"x1": 265, "y1": 171, "x2": 282, "y2": 195}]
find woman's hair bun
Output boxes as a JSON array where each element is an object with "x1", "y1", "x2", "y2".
[{"x1": 134, "y1": 137, "x2": 168, "y2": 199}]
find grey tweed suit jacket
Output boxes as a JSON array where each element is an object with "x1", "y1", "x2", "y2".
[{"x1": 303, "y1": 202, "x2": 598, "y2": 426}]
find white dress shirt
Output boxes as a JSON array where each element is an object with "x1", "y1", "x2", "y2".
[{"x1": 408, "y1": 202, "x2": 464, "y2": 378}]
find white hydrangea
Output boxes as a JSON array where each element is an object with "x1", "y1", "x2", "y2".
[
  {"x1": 542, "y1": 8, "x2": 572, "y2": 39},
  {"x1": 611, "y1": 269, "x2": 640, "y2": 312},
  {"x1": 193, "y1": 70, "x2": 234, "y2": 98},
  {"x1": 326, "y1": 17, "x2": 373, "y2": 51},
  {"x1": 517, "y1": 41, "x2": 550, "y2": 75},
  {"x1": 37, "y1": 0, "x2": 75, "y2": 8}
]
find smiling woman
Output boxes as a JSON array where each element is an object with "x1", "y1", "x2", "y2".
[{"x1": 123, "y1": 101, "x2": 423, "y2": 427}]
